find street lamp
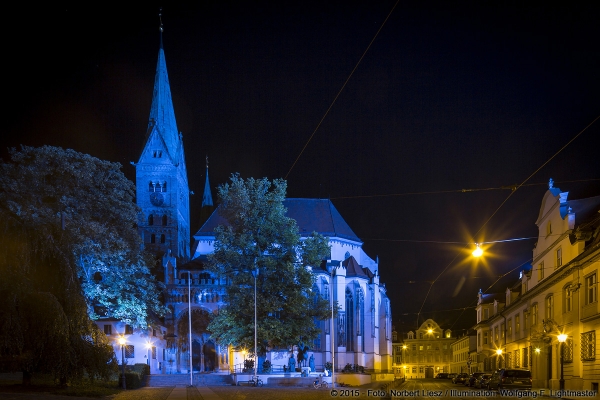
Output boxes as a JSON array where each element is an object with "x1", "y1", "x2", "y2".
[
  {"x1": 472, "y1": 244, "x2": 483, "y2": 257},
  {"x1": 496, "y1": 348, "x2": 503, "y2": 369},
  {"x1": 326, "y1": 263, "x2": 337, "y2": 389},
  {"x1": 557, "y1": 334, "x2": 567, "y2": 390},
  {"x1": 118, "y1": 336, "x2": 127, "y2": 390},
  {"x1": 252, "y1": 267, "x2": 259, "y2": 383}
]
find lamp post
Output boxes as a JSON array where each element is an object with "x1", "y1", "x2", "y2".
[
  {"x1": 118, "y1": 336, "x2": 127, "y2": 390},
  {"x1": 557, "y1": 334, "x2": 567, "y2": 391},
  {"x1": 252, "y1": 267, "x2": 259, "y2": 382},
  {"x1": 327, "y1": 263, "x2": 336, "y2": 389},
  {"x1": 187, "y1": 271, "x2": 193, "y2": 386},
  {"x1": 402, "y1": 345, "x2": 407, "y2": 380}
]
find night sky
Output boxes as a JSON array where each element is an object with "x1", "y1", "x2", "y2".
[{"x1": 5, "y1": 2, "x2": 599, "y2": 336}]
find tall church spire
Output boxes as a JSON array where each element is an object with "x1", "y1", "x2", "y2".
[
  {"x1": 202, "y1": 156, "x2": 213, "y2": 208},
  {"x1": 147, "y1": 10, "x2": 179, "y2": 163},
  {"x1": 135, "y1": 11, "x2": 191, "y2": 261},
  {"x1": 198, "y1": 156, "x2": 214, "y2": 229}
]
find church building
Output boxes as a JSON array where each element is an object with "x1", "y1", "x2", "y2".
[{"x1": 103, "y1": 23, "x2": 393, "y2": 376}]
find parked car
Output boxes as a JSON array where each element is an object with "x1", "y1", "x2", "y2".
[
  {"x1": 466, "y1": 372, "x2": 485, "y2": 387},
  {"x1": 487, "y1": 369, "x2": 532, "y2": 390},
  {"x1": 435, "y1": 373, "x2": 449, "y2": 379},
  {"x1": 476, "y1": 373, "x2": 492, "y2": 389},
  {"x1": 448, "y1": 373, "x2": 457, "y2": 381},
  {"x1": 452, "y1": 373, "x2": 469, "y2": 384}
]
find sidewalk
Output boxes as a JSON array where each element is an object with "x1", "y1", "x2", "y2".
[{"x1": 165, "y1": 385, "x2": 222, "y2": 400}]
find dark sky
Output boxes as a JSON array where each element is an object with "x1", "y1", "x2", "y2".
[{"x1": 5, "y1": 2, "x2": 600, "y2": 335}]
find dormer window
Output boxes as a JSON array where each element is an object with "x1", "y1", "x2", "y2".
[{"x1": 546, "y1": 221, "x2": 552, "y2": 237}]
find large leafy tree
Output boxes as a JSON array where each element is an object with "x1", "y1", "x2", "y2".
[
  {"x1": 206, "y1": 174, "x2": 331, "y2": 354},
  {"x1": 0, "y1": 146, "x2": 166, "y2": 382}
]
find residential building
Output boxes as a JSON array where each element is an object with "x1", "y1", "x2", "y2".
[
  {"x1": 400, "y1": 319, "x2": 454, "y2": 378},
  {"x1": 450, "y1": 332, "x2": 477, "y2": 374},
  {"x1": 473, "y1": 179, "x2": 600, "y2": 391}
]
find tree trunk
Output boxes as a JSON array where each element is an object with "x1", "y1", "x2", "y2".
[{"x1": 22, "y1": 370, "x2": 32, "y2": 386}]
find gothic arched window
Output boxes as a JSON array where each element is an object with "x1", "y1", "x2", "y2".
[
  {"x1": 345, "y1": 287, "x2": 354, "y2": 351},
  {"x1": 148, "y1": 214, "x2": 154, "y2": 225},
  {"x1": 160, "y1": 234, "x2": 165, "y2": 244},
  {"x1": 162, "y1": 215, "x2": 168, "y2": 226},
  {"x1": 150, "y1": 234, "x2": 156, "y2": 243}
]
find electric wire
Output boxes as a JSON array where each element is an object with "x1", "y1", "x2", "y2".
[
  {"x1": 415, "y1": 114, "x2": 600, "y2": 329},
  {"x1": 284, "y1": 0, "x2": 400, "y2": 180},
  {"x1": 330, "y1": 178, "x2": 600, "y2": 200}
]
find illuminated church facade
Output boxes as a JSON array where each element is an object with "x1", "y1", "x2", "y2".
[{"x1": 103, "y1": 27, "x2": 392, "y2": 375}]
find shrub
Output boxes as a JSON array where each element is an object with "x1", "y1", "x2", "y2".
[
  {"x1": 243, "y1": 359, "x2": 254, "y2": 373},
  {"x1": 324, "y1": 362, "x2": 333, "y2": 372},
  {"x1": 132, "y1": 363, "x2": 150, "y2": 379},
  {"x1": 342, "y1": 363, "x2": 364, "y2": 373},
  {"x1": 119, "y1": 372, "x2": 142, "y2": 389},
  {"x1": 262, "y1": 360, "x2": 271, "y2": 373}
]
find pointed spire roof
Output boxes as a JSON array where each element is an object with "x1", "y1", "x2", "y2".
[
  {"x1": 202, "y1": 156, "x2": 213, "y2": 208},
  {"x1": 147, "y1": 23, "x2": 180, "y2": 162}
]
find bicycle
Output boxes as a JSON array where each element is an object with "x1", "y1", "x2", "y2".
[
  {"x1": 313, "y1": 380, "x2": 328, "y2": 389},
  {"x1": 250, "y1": 376, "x2": 263, "y2": 387}
]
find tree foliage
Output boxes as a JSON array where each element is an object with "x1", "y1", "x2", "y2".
[
  {"x1": 0, "y1": 146, "x2": 165, "y2": 382},
  {"x1": 206, "y1": 174, "x2": 331, "y2": 354}
]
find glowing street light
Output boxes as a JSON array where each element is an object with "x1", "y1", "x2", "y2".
[
  {"x1": 472, "y1": 244, "x2": 483, "y2": 257},
  {"x1": 557, "y1": 334, "x2": 567, "y2": 390}
]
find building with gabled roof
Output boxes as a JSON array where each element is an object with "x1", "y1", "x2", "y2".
[
  {"x1": 184, "y1": 198, "x2": 393, "y2": 374},
  {"x1": 471, "y1": 179, "x2": 600, "y2": 391}
]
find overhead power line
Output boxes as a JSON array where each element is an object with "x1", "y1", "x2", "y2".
[
  {"x1": 330, "y1": 178, "x2": 600, "y2": 200},
  {"x1": 416, "y1": 113, "x2": 600, "y2": 329},
  {"x1": 285, "y1": 1, "x2": 400, "y2": 179}
]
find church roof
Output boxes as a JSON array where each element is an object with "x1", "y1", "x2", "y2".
[
  {"x1": 194, "y1": 198, "x2": 361, "y2": 243},
  {"x1": 342, "y1": 256, "x2": 373, "y2": 278},
  {"x1": 147, "y1": 34, "x2": 180, "y2": 162}
]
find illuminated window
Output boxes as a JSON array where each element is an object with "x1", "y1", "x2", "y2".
[
  {"x1": 538, "y1": 261, "x2": 544, "y2": 280},
  {"x1": 125, "y1": 345, "x2": 134, "y2": 358},
  {"x1": 545, "y1": 295, "x2": 554, "y2": 319},
  {"x1": 419, "y1": 345, "x2": 423, "y2": 351},
  {"x1": 581, "y1": 331, "x2": 595, "y2": 361},
  {"x1": 585, "y1": 273, "x2": 597, "y2": 305},
  {"x1": 564, "y1": 285, "x2": 572, "y2": 312},
  {"x1": 556, "y1": 248, "x2": 562, "y2": 268}
]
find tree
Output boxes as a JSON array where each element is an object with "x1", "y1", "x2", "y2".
[
  {"x1": 206, "y1": 174, "x2": 331, "y2": 354},
  {"x1": 0, "y1": 145, "x2": 165, "y2": 382}
]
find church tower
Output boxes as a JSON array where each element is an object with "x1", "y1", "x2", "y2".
[{"x1": 136, "y1": 22, "x2": 190, "y2": 261}]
